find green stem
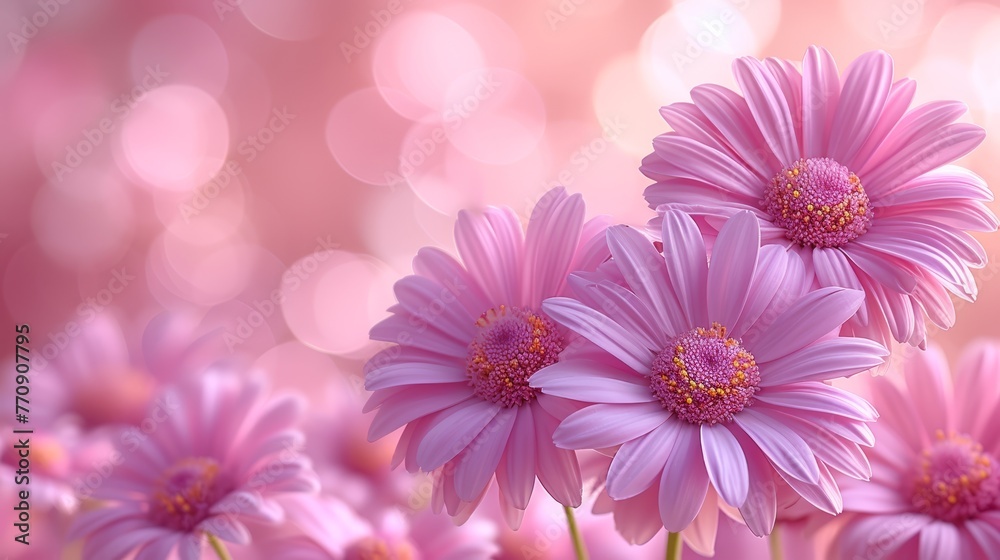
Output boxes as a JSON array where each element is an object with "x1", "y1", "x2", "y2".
[
  {"x1": 769, "y1": 525, "x2": 783, "y2": 560},
  {"x1": 666, "y1": 531, "x2": 681, "y2": 560},
  {"x1": 563, "y1": 505, "x2": 589, "y2": 560},
  {"x1": 207, "y1": 533, "x2": 233, "y2": 560}
]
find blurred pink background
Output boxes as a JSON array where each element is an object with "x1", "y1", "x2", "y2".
[{"x1": 2, "y1": 0, "x2": 999, "y2": 466}]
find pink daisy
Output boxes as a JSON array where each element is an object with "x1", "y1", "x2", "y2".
[
  {"x1": 67, "y1": 373, "x2": 319, "y2": 559},
  {"x1": 364, "y1": 187, "x2": 611, "y2": 527},
  {"x1": 836, "y1": 341, "x2": 1000, "y2": 559},
  {"x1": 531, "y1": 209, "x2": 887, "y2": 539},
  {"x1": 641, "y1": 45, "x2": 997, "y2": 348}
]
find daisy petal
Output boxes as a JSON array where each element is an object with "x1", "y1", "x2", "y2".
[
  {"x1": 658, "y1": 422, "x2": 710, "y2": 531},
  {"x1": 748, "y1": 287, "x2": 865, "y2": 362},
  {"x1": 707, "y1": 210, "x2": 760, "y2": 329},
  {"x1": 734, "y1": 408, "x2": 820, "y2": 483},
  {"x1": 701, "y1": 423, "x2": 749, "y2": 507},
  {"x1": 553, "y1": 402, "x2": 668, "y2": 450}
]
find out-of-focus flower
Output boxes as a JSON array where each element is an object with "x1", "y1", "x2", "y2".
[
  {"x1": 533, "y1": 210, "x2": 886, "y2": 544},
  {"x1": 0, "y1": 425, "x2": 79, "y2": 513},
  {"x1": 35, "y1": 311, "x2": 234, "y2": 431},
  {"x1": 364, "y1": 187, "x2": 611, "y2": 526},
  {"x1": 642, "y1": 45, "x2": 997, "y2": 348},
  {"x1": 302, "y1": 376, "x2": 415, "y2": 518},
  {"x1": 67, "y1": 373, "x2": 319, "y2": 560},
  {"x1": 249, "y1": 494, "x2": 499, "y2": 560},
  {"x1": 836, "y1": 342, "x2": 1000, "y2": 559}
]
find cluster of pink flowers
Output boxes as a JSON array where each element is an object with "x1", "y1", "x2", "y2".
[
  {"x1": 366, "y1": 46, "x2": 999, "y2": 559},
  {"x1": 21, "y1": 46, "x2": 998, "y2": 560}
]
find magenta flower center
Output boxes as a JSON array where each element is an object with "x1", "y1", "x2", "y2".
[
  {"x1": 910, "y1": 432, "x2": 1000, "y2": 522},
  {"x1": 761, "y1": 157, "x2": 872, "y2": 248},
  {"x1": 149, "y1": 457, "x2": 230, "y2": 531},
  {"x1": 649, "y1": 323, "x2": 760, "y2": 424},
  {"x1": 466, "y1": 305, "x2": 564, "y2": 408}
]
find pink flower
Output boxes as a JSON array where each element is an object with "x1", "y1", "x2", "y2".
[
  {"x1": 836, "y1": 341, "x2": 1000, "y2": 559},
  {"x1": 247, "y1": 495, "x2": 499, "y2": 559},
  {"x1": 67, "y1": 373, "x2": 319, "y2": 560},
  {"x1": 532, "y1": 209, "x2": 887, "y2": 540},
  {"x1": 364, "y1": 187, "x2": 610, "y2": 527},
  {"x1": 641, "y1": 46, "x2": 997, "y2": 348}
]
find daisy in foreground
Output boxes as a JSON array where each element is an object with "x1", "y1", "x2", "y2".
[
  {"x1": 642, "y1": 45, "x2": 997, "y2": 348},
  {"x1": 532, "y1": 210, "x2": 888, "y2": 554},
  {"x1": 836, "y1": 341, "x2": 1000, "y2": 559},
  {"x1": 68, "y1": 373, "x2": 319, "y2": 560},
  {"x1": 364, "y1": 187, "x2": 610, "y2": 531}
]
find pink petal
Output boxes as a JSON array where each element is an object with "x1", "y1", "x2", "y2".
[
  {"x1": 658, "y1": 422, "x2": 710, "y2": 531},
  {"x1": 759, "y1": 337, "x2": 887, "y2": 386},
  {"x1": 554, "y1": 402, "x2": 668, "y2": 450},
  {"x1": 531, "y1": 359, "x2": 655, "y2": 404},
  {"x1": 606, "y1": 225, "x2": 690, "y2": 335},
  {"x1": 542, "y1": 297, "x2": 655, "y2": 374},
  {"x1": 393, "y1": 275, "x2": 477, "y2": 342},
  {"x1": 523, "y1": 187, "x2": 586, "y2": 306},
  {"x1": 689, "y1": 84, "x2": 779, "y2": 179},
  {"x1": 412, "y1": 246, "x2": 491, "y2": 317},
  {"x1": 135, "y1": 534, "x2": 181, "y2": 560},
  {"x1": 966, "y1": 518, "x2": 1000, "y2": 558},
  {"x1": 366, "y1": 361, "x2": 467, "y2": 391},
  {"x1": 903, "y1": 345, "x2": 952, "y2": 437},
  {"x1": 812, "y1": 246, "x2": 868, "y2": 325},
  {"x1": 842, "y1": 243, "x2": 918, "y2": 294},
  {"x1": 775, "y1": 460, "x2": 842, "y2": 514},
  {"x1": 733, "y1": 408, "x2": 819, "y2": 483},
  {"x1": 707, "y1": 210, "x2": 760, "y2": 329},
  {"x1": 682, "y1": 489, "x2": 720, "y2": 556},
  {"x1": 736, "y1": 441, "x2": 777, "y2": 536},
  {"x1": 827, "y1": 50, "x2": 893, "y2": 165},
  {"x1": 756, "y1": 382, "x2": 878, "y2": 422},
  {"x1": 801, "y1": 45, "x2": 840, "y2": 157},
  {"x1": 748, "y1": 287, "x2": 864, "y2": 362},
  {"x1": 651, "y1": 134, "x2": 761, "y2": 198},
  {"x1": 496, "y1": 405, "x2": 536, "y2": 510},
  {"x1": 607, "y1": 483, "x2": 664, "y2": 545},
  {"x1": 700, "y1": 423, "x2": 749, "y2": 508},
  {"x1": 847, "y1": 77, "x2": 917, "y2": 171},
  {"x1": 660, "y1": 209, "x2": 710, "y2": 327},
  {"x1": 367, "y1": 384, "x2": 474, "y2": 441},
  {"x1": 919, "y1": 521, "x2": 961, "y2": 560},
  {"x1": 658, "y1": 102, "x2": 738, "y2": 159},
  {"x1": 606, "y1": 420, "x2": 679, "y2": 500},
  {"x1": 731, "y1": 245, "x2": 790, "y2": 339},
  {"x1": 415, "y1": 399, "x2": 500, "y2": 470},
  {"x1": 534, "y1": 405, "x2": 582, "y2": 506},
  {"x1": 733, "y1": 56, "x2": 798, "y2": 164},
  {"x1": 863, "y1": 123, "x2": 985, "y2": 194},
  {"x1": 954, "y1": 341, "x2": 1000, "y2": 435},
  {"x1": 584, "y1": 280, "x2": 669, "y2": 350},
  {"x1": 837, "y1": 514, "x2": 928, "y2": 559},
  {"x1": 841, "y1": 481, "x2": 911, "y2": 513},
  {"x1": 454, "y1": 407, "x2": 516, "y2": 501},
  {"x1": 455, "y1": 207, "x2": 524, "y2": 305}
]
